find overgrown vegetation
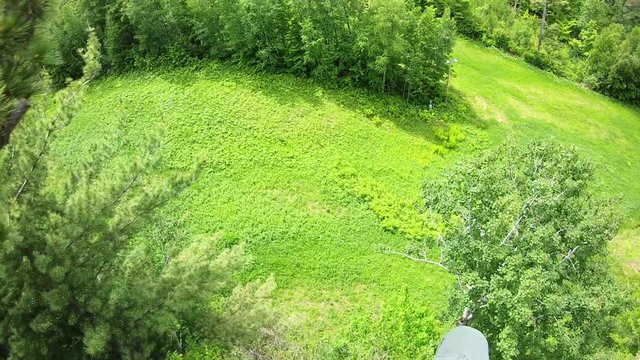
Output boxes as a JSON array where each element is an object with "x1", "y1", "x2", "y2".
[{"x1": 46, "y1": 63, "x2": 468, "y2": 357}]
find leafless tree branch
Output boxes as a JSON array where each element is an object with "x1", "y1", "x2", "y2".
[
  {"x1": 384, "y1": 250, "x2": 448, "y2": 270},
  {"x1": 561, "y1": 245, "x2": 580, "y2": 271},
  {"x1": 500, "y1": 194, "x2": 539, "y2": 246}
]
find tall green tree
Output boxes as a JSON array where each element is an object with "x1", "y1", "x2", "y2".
[
  {"x1": 412, "y1": 141, "x2": 626, "y2": 359},
  {"x1": 586, "y1": 23, "x2": 640, "y2": 103}
]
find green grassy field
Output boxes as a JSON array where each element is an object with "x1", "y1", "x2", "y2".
[
  {"x1": 50, "y1": 38, "x2": 640, "y2": 355},
  {"x1": 51, "y1": 65, "x2": 472, "y2": 356}
]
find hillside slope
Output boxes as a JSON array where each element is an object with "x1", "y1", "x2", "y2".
[{"x1": 51, "y1": 66, "x2": 472, "y2": 355}]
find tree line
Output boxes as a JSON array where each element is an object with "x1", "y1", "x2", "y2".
[
  {"x1": 48, "y1": 0, "x2": 455, "y2": 102},
  {"x1": 425, "y1": 0, "x2": 640, "y2": 104}
]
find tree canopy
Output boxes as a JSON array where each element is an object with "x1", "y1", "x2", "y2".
[
  {"x1": 420, "y1": 141, "x2": 627, "y2": 359},
  {"x1": 46, "y1": 0, "x2": 455, "y2": 102}
]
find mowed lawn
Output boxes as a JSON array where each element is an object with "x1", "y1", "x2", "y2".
[{"x1": 451, "y1": 39, "x2": 640, "y2": 272}]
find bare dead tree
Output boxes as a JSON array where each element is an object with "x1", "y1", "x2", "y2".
[{"x1": 457, "y1": 307, "x2": 473, "y2": 326}]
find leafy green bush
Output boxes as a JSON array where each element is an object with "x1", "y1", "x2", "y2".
[
  {"x1": 337, "y1": 169, "x2": 433, "y2": 240},
  {"x1": 586, "y1": 25, "x2": 640, "y2": 104},
  {"x1": 342, "y1": 288, "x2": 447, "y2": 359},
  {"x1": 434, "y1": 124, "x2": 466, "y2": 149}
]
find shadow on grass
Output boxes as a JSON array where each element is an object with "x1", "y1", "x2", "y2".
[{"x1": 153, "y1": 61, "x2": 489, "y2": 147}]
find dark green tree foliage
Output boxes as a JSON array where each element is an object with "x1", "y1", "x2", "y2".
[
  {"x1": 586, "y1": 24, "x2": 640, "y2": 102},
  {"x1": 46, "y1": 1, "x2": 90, "y2": 86},
  {"x1": 0, "y1": 32, "x2": 276, "y2": 359},
  {"x1": 49, "y1": 0, "x2": 455, "y2": 102},
  {"x1": 608, "y1": 0, "x2": 640, "y2": 27},
  {"x1": 0, "y1": 0, "x2": 54, "y2": 149},
  {"x1": 414, "y1": 0, "x2": 482, "y2": 38},
  {"x1": 422, "y1": 141, "x2": 625, "y2": 359}
]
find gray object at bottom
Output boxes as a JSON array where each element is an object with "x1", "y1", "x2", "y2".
[{"x1": 435, "y1": 326, "x2": 489, "y2": 360}]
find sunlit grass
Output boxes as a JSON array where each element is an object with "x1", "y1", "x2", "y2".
[{"x1": 51, "y1": 64, "x2": 470, "y2": 353}]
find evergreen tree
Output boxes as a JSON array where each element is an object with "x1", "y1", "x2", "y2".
[{"x1": 0, "y1": 31, "x2": 277, "y2": 359}]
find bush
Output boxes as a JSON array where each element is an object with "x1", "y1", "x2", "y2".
[
  {"x1": 434, "y1": 124, "x2": 465, "y2": 149},
  {"x1": 586, "y1": 25, "x2": 640, "y2": 104},
  {"x1": 337, "y1": 288, "x2": 446, "y2": 359}
]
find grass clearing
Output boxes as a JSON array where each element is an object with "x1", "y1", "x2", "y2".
[
  {"x1": 51, "y1": 64, "x2": 479, "y2": 355},
  {"x1": 49, "y1": 38, "x2": 640, "y2": 354}
]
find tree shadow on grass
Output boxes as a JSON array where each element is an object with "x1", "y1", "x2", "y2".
[{"x1": 154, "y1": 62, "x2": 489, "y2": 147}]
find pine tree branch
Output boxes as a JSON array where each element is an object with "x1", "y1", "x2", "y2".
[{"x1": 13, "y1": 81, "x2": 91, "y2": 202}]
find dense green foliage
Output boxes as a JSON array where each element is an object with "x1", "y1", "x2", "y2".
[
  {"x1": 431, "y1": 0, "x2": 640, "y2": 104},
  {"x1": 421, "y1": 141, "x2": 626, "y2": 359},
  {"x1": 0, "y1": 34, "x2": 277, "y2": 359},
  {"x1": 586, "y1": 24, "x2": 640, "y2": 102},
  {"x1": 47, "y1": 0, "x2": 455, "y2": 101}
]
